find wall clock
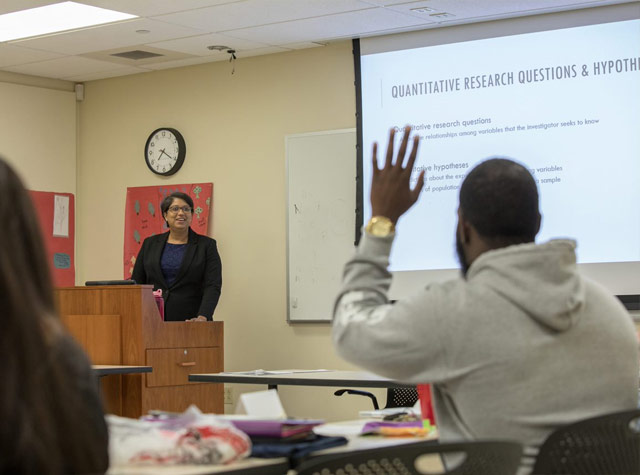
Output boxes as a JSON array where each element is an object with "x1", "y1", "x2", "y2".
[{"x1": 144, "y1": 127, "x2": 186, "y2": 176}]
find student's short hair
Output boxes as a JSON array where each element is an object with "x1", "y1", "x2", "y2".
[
  {"x1": 160, "y1": 192, "x2": 194, "y2": 216},
  {"x1": 459, "y1": 158, "x2": 540, "y2": 244}
]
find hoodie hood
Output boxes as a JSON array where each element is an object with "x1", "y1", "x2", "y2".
[{"x1": 467, "y1": 239, "x2": 584, "y2": 332}]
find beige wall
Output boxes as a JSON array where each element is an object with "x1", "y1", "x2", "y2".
[
  {"x1": 0, "y1": 80, "x2": 76, "y2": 193},
  {"x1": 77, "y1": 42, "x2": 386, "y2": 420}
]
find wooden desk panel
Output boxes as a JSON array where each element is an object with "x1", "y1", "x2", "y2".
[
  {"x1": 143, "y1": 384, "x2": 223, "y2": 414},
  {"x1": 61, "y1": 314, "x2": 121, "y2": 363},
  {"x1": 56, "y1": 285, "x2": 224, "y2": 418},
  {"x1": 146, "y1": 347, "x2": 221, "y2": 387}
]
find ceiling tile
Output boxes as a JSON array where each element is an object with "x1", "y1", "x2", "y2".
[
  {"x1": 392, "y1": 0, "x2": 624, "y2": 20},
  {"x1": 154, "y1": 0, "x2": 375, "y2": 32},
  {"x1": 281, "y1": 42, "x2": 328, "y2": 50},
  {"x1": 359, "y1": 0, "x2": 432, "y2": 5},
  {"x1": 362, "y1": 0, "x2": 630, "y2": 7},
  {"x1": 0, "y1": 0, "x2": 57, "y2": 15},
  {"x1": 0, "y1": 0, "x2": 632, "y2": 81},
  {"x1": 81, "y1": 45, "x2": 197, "y2": 68},
  {"x1": 3, "y1": 55, "x2": 134, "y2": 79},
  {"x1": 150, "y1": 33, "x2": 271, "y2": 56},
  {"x1": 224, "y1": 7, "x2": 431, "y2": 44},
  {"x1": 0, "y1": 43, "x2": 64, "y2": 67},
  {"x1": 78, "y1": 0, "x2": 245, "y2": 17},
  {"x1": 11, "y1": 18, "x2": 205, "y2": 55},
  {"x1": 235, "y1": 45, "x2": 292, "y2": 58},
  {"x1": 141, "y1": 55, "x2": 228, "y2": 70},
  {"x1": 64, "y1": 66, "x2": 151, "y2": 82},
  {"x1": 143, "y1": 45, "x2": 292, "y2": 70}
]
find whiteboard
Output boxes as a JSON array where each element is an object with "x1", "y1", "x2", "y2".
[{"x1": 286, "y1": 129, "x2": 357, "y2": 322}]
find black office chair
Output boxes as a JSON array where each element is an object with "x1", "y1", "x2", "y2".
[
  {"x1": 236, "y1": 459, "x2": 291, "y2": 474},
  {"x1": 532, "y1": 408, "x2": 640, "y2": 474},
  {"x1": 295, "y1": 439, "x2": 524, "y2": 475},
  {"x1": 334, "y1": 386, "x2": 418, "y2": 410}
]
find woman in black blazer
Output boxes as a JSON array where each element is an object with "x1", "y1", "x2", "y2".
[{"x1": 132, "y1": 192, "x2": 222, "y2": 321}]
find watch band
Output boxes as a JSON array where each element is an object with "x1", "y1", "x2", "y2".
[{"x1": 365, "y1": 216, "x2": 395, "y2": 237}]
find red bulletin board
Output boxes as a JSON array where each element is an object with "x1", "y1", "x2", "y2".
[
  {"x1": 124, "y1": 183, "x2": 213, "y2": 278},
  {"x1": 29, "y1": 191, "x2": 76, "y2": 287}
]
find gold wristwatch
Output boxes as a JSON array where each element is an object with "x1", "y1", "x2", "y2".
[{"x1": 365, "y1": 216, "x2": 395, "y2": 237}]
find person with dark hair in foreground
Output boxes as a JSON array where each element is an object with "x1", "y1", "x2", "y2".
[
  {"x1": 0, "y1": 158, "x2": 108, "y2": 474},
  {"x1": 333, "y1": 127, "x2": 638, "y2": 457},
  {"x1": 132, "y1": 191, "x2": 222, "y2": 321}
]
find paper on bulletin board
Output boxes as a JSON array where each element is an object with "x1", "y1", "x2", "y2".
[
  {"x1": 30, "y1": 191, "x2": 75, "y2": 287},
  {"x1": 53, "y1": 195, "x2": 69, "y2": 237},
  {"x1": 123, "y1": 183, "x2": 213, "y2": 279}
]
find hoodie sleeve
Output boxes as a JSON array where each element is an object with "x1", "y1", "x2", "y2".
[{"x1": 333, "y1": 232, "x2": 451, "y2": 383}]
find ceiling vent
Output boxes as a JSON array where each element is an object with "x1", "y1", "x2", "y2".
[
  {"x1": 110, "y1": 50, "x2": 164, "y2": 60},
  {"x1": 410, "y1": 7, "x2": 436, "y2": 14}
]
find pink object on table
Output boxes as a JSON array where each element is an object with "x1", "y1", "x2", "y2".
[
  {"x1": 152, "y1": 289, "x2": 165, "y2": 320},
  {"x1": 418, "y1": 384, "x2": 435, "y2": 425}
]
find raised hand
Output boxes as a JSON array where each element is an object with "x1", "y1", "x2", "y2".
[{"x1": 370, "y1": 126, "x2": 425, "y2": 224}]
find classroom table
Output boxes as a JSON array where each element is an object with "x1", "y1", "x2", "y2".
[
  {"x1": 188, "y1": 370, "x2": 408, "y2": 390},
  {"x1": 108, "y1": 419, "x2": 438, "y2": 475},
  {"x1": 92, "y1": 365, "x2": 153, "y2": 377}
]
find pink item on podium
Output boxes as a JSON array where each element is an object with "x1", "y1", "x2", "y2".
[{"x1": 152, "y1": 289, "x2": 165, "y2": 320}]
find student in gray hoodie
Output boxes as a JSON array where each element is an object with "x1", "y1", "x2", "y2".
[{"x1": 333, "y1": 126, "x2": 638, "y2": 454}]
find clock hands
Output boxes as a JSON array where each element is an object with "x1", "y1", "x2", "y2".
[{"x1": 159, "y1": 148, "x2": 173, "y2": 161}]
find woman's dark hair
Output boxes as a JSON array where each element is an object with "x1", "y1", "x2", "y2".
[
  {"x1": 160, "y1": 191, "x2": 194, "y2": 216},
  {"x1": 459, "y1": 158, "x2": 540, "y2": 246},
  {"x1": 0, "y1": 157, "x2": 107, "y2": 474}
]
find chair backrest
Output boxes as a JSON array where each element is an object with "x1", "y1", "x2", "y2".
[
  {"x1": 295, "y1": 439, "x2": 523, "y2": 475},
  {"x1": 532, "y1": 408, "x2": 640, "y2": 475},
  {"x1": 385, "y1": 386, "x2": 419, "y2": 409},
  {"x1": 333, "y1": 386, "x2": 418, "y2": 411}
]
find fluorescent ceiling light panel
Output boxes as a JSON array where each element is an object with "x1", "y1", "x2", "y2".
[{"x1": 0, "y1": 1, "x2": 137, "y2": 42}]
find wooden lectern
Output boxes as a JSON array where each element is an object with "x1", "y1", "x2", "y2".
[{"x1": 54, "y1": 285, "x2": 223, "y2": 418}]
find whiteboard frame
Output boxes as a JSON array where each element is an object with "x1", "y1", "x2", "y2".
[{"x1": 286, "y1": 129, "x2": 357, "y2": 323}]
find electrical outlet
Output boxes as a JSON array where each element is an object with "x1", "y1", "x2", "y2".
[{"x1": 223, "y1": 386, "x2": 233, "y2": 405}]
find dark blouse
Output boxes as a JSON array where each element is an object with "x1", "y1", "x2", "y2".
[{"x1": 161, "y1": 242, "x2": 187, "y2": 286}]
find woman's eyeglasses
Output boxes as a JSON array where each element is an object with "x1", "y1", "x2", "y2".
[{"x1": 168, "y1": 206, "x2": 192, "y2": 214}]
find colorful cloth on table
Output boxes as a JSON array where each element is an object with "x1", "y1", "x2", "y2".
[{"x1": 108, "y1": 406, "x2": 251, "y2": 466}]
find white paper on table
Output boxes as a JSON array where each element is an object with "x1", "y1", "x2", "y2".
[
  {"x1": 313, "y1": 421, "x2": 369, "y2": 437},
  {"x1": 236, "y1": 389, "x2": 287, "y2": 419}
]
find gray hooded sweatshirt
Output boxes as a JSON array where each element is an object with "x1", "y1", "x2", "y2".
[{"x1": 333, "y1": 235, "x2": 638, "y2": 448}]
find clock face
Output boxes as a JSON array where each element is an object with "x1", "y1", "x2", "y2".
[{"x1": 144, "y1": 128, "x2": 186, "y2": 176}]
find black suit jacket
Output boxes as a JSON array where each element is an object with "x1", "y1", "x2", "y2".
[{"x1": 131, "y1": 228, "x2": 222, "y2": 321}]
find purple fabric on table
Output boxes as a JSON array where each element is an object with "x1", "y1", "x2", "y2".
[{"x1": 230, "y1": 419, "x2": 324, "y2": 438}]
